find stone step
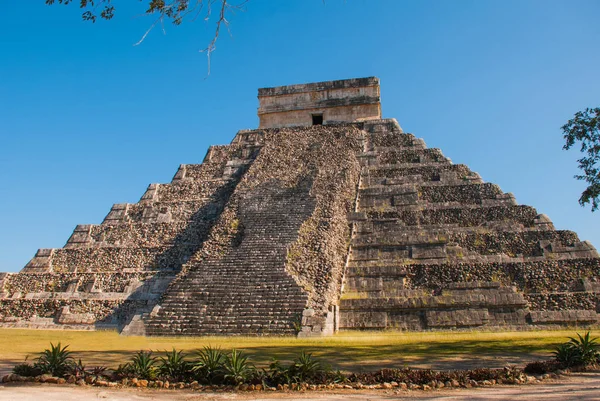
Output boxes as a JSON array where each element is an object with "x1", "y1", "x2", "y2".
[
  {"x1": 153, "y1": 179, "x2": 235, "y2": 203},
  {"x1": 1, "y1": 272, "x2": 175, "y2": 296},
  {"x1": 66, "y1": 221, "x2": 214, "y2": 249},
  {"x1": 359, "y1": 182, "x2": 506, "y2": 208},
  {"x1": 351, "y1": 230, "x2": 584, "y2": 258},
  {"x1": 360, "y1": 205, "x2": 543, "y2": 229},
  {"x1": 360, "y1": 147, "x2": 451, "y2": 166},
  {"x1": 41, "y1": 246, "x2": 192, "y2": 273},
  {"x1": 102, "y1": 199, "x2": 223, "y2": 225},
  {"x1": 340, "y1": 290, "x2": 528, "y2": 310}
]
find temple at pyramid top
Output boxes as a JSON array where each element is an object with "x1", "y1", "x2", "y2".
[{"x1": 257, "y1": 77, "x2": 382, "y2": 128}]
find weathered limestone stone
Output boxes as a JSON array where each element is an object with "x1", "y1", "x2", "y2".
[
  {"x1": 258, "y1": 77, "x2": 381, "y2": 128},
  {"x1": 1, "y1": 77, "x2": 600, "y2": 335}
]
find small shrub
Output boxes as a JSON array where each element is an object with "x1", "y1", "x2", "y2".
[
  {"x1": 12, "y1": 360, "x2": 42, "y2": 377},
  {"x1": 87, "y1": 366, "x2": 109, "y2": 382},
  {"x1": 568, "y1": 331, "x2": 599, "y2": 366},
  {"x1": 265, "y1": 352, "x2": 334, "y2": 386},
  {"x1": 129, "y1": 350, "x2": 158, "y2": 380},
  {"x1": 524, "y1": 360, "x2": 563, "y2": 375},
  {"x1": 192, "y1": 346, "x2": 226, "y2": 384},
  {"x1": 112, "y1": 363, "x2": 135, "y2": 380},
  {"x1": 265, "y1": 359, "x2": 293, "y2": 385},
  {"x1": 222, "y1": 349, "x2": 254, "y2": 385},
  {"x1": 68, "y1": 359, "x2": 87, "y2": 380},
  {"x1": 34, "y1": 342, "x2": 73, "y2": 377},
  {"x1": 292, "y1": 351, "x2": 322, "y2": 382},
  {"x1": 553, "y1": 331, "x2": 600, "y2": 368},
  {"x1": 158, "y1": 348, "x2": 190, "y2": 382},
  {"x1": 553, "y1": 343, "x2": 580, "y2": 368}
]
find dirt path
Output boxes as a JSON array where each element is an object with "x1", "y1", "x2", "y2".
[{"x1": 2, "y1": 373, "x2": 600, "y2": 401}]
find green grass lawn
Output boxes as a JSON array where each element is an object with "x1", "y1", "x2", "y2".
[{"x1": 1, "y1": 329, "x2": 595, "y2": 373}]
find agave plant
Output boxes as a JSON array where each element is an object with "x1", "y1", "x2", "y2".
[
  {"x1": 158, "y1": 348, "x2": 190, "y2": 382},
  {"x1": 192, "y1": 346, "x2": 226, "y2": 384},
  {"x1": 266, "y1": 358, "x2": 293, "y2": 385},
  {"x1": 554, "y1": 343, "x2": 580, "y2": 367},
  {"x1": 129, "y1": 350, "x2": 158, "y2": 380},
  {"x1": 568, "y1": 331, "x2": 599, "y2": 366},
  {"x1": 34, "y1": 342, "x2": 73, "y2": 377},
  {"x1": 292, "y1": 351, "x2": 323, "y2": 382},
  {"x1": 113, "y1": 363, "x2": 134, "y2": 380},
  {"x1": 87, "y1": 366, "x2": 109, "y2": 382},
  {"x1": 222, "y1": 349, "x2": 254, "y2": 385}
]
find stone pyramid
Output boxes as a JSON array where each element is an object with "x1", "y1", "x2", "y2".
[{"x1": 1, "y1": 77, "x2": 599, "y2": 337}]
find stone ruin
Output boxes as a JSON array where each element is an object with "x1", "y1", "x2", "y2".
[{"x1": 2, "y1": 77, "x2": 600, "y2": 336}]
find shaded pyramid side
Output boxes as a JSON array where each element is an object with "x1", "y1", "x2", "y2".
[{"x1": 0, "y1": 132, "x2": 262, "y2": 330}]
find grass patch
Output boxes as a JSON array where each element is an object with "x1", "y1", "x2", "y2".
[{"x1": 0, "y1": 329, "x2": 596, "y2": 374}]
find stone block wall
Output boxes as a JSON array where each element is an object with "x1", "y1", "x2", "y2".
[
  {"x1": 339, "y1": 118, "x2": 600, "y2": 331},
  {"x1": 258, "y1": 77, "x2": 381, "y2": 128}
]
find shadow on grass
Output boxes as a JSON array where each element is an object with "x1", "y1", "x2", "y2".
[{"x1": 0, "y1": 338, "x2": 557, "y2": 376}]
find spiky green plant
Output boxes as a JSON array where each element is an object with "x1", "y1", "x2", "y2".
[
  {"x1": 568, "y1": 331, "x2": 599, "y2": 366},
  {"x1": 553, "y1": 343, "x2": 579, "y2": 367},
  {"x1": 553, "y1": 331, "x2": 600, "y2": 367},
  {"x1": 222, "y1": 349, "x2": 254, "y2": 385},
  {"x1": 129, "y1": 350, "x2": 157, "y2": 380},
  {"x1": 87, "y1": 366, "x2": 108, "y2": 382},
  {"x1": 192, "y1": 346, "x2": 226, "y2": 384},
  {"x1": 292, "y1": 351, "x2": 322, "y2": 382},
  {"x1": 34, "y1": 342, "x2": 73, "y2": 377},
  {"x1": 158, "y1": 348, "x2": 190, "y2": 382}
]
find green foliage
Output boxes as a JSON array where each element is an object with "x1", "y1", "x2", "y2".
[
  {"x1": 192, "y1": 346, "x2": 226, "y2": 384},
  {"x1": 568, "y1": 331, "x2": 599, "y2": 365},
  {"x1": 158, "y1": 348, "x2": 191, "y2": 382},
  {"x1": 291, "y1": 313, "x2": 303, "y2": 334},
  {"x1": 129, "y1": 350, "x2": 158, "y2": 380},
  {"x1": 553, "y1": 331, "x2": 599, "y2": 367},
  {"x1": 68, "y1": 358, "x2": 87, "y2": 379},
  {"x1": 264, "y1": 359, "x2": 293, "y2": 385},
  {"x1": 222, "y1": 349, "x2": 255, "y2": 385},
  {"x1": 66, "y1": 358, "x2": 108, "y2": 382},
  {"x1": 553, "y1": 343, "x2": 580, "y2": 367},
  {"x1": 87, "y1": 366, "x2": 109, "y2": 382},
  {"x1": 34, "y1": 342, "x2": 73, "y2": 377},
  {"x1": 44, "y1": 1, "x2": 245, "y2": 32},
  {"x1": 264, "y1": 352, "x2": 333, "y2": 386},
  {"x1": 291, "y1": 351, "x2": 324, "y2": 382},
  {"x1": 562, "y1": 107, "x2": 600, "y2": 211},
  {"x1": 113, "y1": 363, "x2": 135, "y2": 380},
  {"x1": 12, "y1": 358, "x2": 42, "y2": 377}
]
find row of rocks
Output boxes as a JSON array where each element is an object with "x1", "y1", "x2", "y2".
[{"x1": 1, "y1": 371, "x2": 564, "y2": 391}]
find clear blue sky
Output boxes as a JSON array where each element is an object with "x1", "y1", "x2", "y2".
[{"x1": 1, "y1": 1, "x2": 599, "y2": 272}]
